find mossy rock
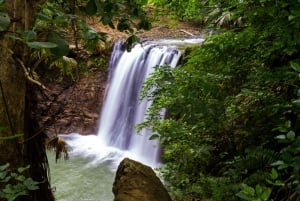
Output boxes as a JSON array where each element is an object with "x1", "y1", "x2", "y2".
[{"x1": 113, "y1": 158, "x2": 172, "y2": 201}]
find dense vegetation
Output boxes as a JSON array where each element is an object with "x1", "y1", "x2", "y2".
[
  {"x1": 2, "y1": 0, "x2": 300, "y2": 200},
  {"x1": 0, "y1": 0, "x2": 150, "y2": 200},
  {"x1": 139, "y1": 0, "x2": 300, "y2": 200}
]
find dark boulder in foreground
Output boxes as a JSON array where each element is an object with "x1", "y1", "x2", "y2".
[{"x1": 113, "y1": 158, "x2": 172, "y2": 201}]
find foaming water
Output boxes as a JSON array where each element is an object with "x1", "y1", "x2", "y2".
[{"x1": 59, "y1": 133, "x2": 157, "y2": 170}]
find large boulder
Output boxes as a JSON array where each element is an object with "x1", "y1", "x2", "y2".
[{"x1": 113, "y1": 158, "x2": 172, "y2": 201}]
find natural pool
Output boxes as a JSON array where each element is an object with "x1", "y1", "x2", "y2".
[{"x1": 48, "y1": 150, "x2": 115, "y2": 201}]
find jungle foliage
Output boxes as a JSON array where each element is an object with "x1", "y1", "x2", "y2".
[
  {"x1": 0, "y1": 0, "x2": 151, "y2": 200},
  {"x1": 140, "y1": 0, "x2": 300, "y2": 200},
  {"x1": 1, "y1": 0, "x2": 151, "y2": 82}
]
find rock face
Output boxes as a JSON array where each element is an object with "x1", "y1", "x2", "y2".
[
  {"x1": 32, "y1": 69, "x2": 107, "y2": 136},
  {"x1": 113, "y1": 158, "x2": 172, "y2": 201}
]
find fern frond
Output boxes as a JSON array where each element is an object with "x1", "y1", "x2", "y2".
[{"x1": 231, "y1": 147, "x2": 280, "y2": 183}]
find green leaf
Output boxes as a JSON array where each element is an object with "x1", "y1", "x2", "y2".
[
  {"x1": 36, "y1": 13, "x2": 51, "y2": 21},
  {"x1": 260, "y1": 191, "x2": 271, "y2": 201},
  {"x1": 123, "y1": 35, "x2": 140, "y2": 51},
  {"x1": 15, "y1": 175, "x2": 25, "y2": 182},
  {"x1": 270, "y1": 168, "x2": 278, "y2": 180},
  {"x1": 149, "y1": 134, "x2": 160, "y2": 140},
  {"x1": 48, "y1": 32, "x2": 69, "y2": 57},
  {"x1": 273, "y1": 180, "x2": 284, "y2": 186},
  {"x1": 290, "y1": 61, "x2": 300, "y2": 72},
  {"x1": 26, "y1": 41, "x2": 57, "y2": 49},
  {"x1": 236, "y1": 191, "x2": 253, "y2": 200},
  {"x1": 0, "y1": 163, "x2": 9, "y2": 172},
  {"x1": 240, "y1": 184, "x2": 255, "y2": 196},
  {"x1": 21, "y1": 30, "x2": 37, "y2": 41},
  {"x1": 0, "y1": 171, "x2": 7, "y2": 180},
  {"x1": 10, "y1": 173, "x2": 17, "y2": 178},
  {"x1": 117, "y1": 19, "x2": 132, "y2": 32},
  {"x1": 23, "y1": 178, "x2": 39, "y2": 190},
  {"x1": 137, "y1": 20, "x2": 152, "y2": 30},
  {"x1": 0, "y1": 11, "x2": 10, "y2": 32},
  {"x1": 286, "y1": 131, "x2": 295, "y2": 140},
  {"x1": 85, "y1": 0, "x2": 97, "y2": 15},
  {"x1": 17, "y1": 165, "x2": 30, "y2": 173},
  {"x1": 275, "y1": 135, "x2": 286, "y2": 140},
  {"x1": 102, "y1": 16, "x2": 115, "y2": 29},
  {"x1": 255, "y1": 184, "x2": 263, "y2": 197}
]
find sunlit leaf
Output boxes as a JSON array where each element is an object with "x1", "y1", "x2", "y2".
[{"x1": 26, "y1": 41, "x2": 57, "y2": 49}]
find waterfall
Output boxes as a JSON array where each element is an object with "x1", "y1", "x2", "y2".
[
  {"x1": 51, "y1": 39, "x2": 204, "y2": 201},
  {"x1": 59, "y1": 39, "x2": 204, "y2": 169},
  {"x1": 97, "y1": 41, "x2": 182, "y2": 166}
]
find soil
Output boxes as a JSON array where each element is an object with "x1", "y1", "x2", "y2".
[{"x1": 89, "y1": 17, "x2": 204, "y2": 41}]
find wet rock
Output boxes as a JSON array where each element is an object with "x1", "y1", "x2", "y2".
[
  {"x1": 32, "y1": 69, "x2": 107, "y2": 136},
  {"x1": 113, "y1": 158, "x2": 172, "y2": 201}
]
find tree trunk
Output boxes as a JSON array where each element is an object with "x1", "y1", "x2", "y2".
[{"x1": 0, "y1": 1, "x2": 54, "y2": 200}]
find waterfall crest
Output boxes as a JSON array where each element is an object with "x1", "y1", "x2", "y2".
[{"x1": 97, "y1": 41, "x2": 182, "y2": 166}]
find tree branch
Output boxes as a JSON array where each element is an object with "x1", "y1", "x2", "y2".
[{"x1": 15, "y1": 58, "x2": 51, "y2": 92}]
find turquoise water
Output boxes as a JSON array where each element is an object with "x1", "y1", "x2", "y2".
[{"x1": 48, "y1": 151, "x2": 115, "y2": 201}]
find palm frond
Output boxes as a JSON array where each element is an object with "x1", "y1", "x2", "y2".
[{"x1": 46, "y1": 136, "x2": 70, "y2": 162}]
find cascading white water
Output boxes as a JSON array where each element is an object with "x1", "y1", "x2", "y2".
[
  {"x1": 58, "y1": 39, "x2": 204, "y2": 169},
  {"x1": 50, "y1": 39, "x2": 204, "y2": 201},
  {"x1": 97, "y1": 41, "x2": 182, "y2": 166}
]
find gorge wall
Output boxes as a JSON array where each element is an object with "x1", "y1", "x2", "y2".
[{"x1": 32, "y1": 68, "x2": 107, "y2": 136}]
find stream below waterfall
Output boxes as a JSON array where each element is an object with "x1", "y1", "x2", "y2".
[
  {"x1": 48, "y1": 150, "x2": 114, "y2": 201},
  {"x1": 48, "y1": 38, "x2": 204, "y2": 201}
]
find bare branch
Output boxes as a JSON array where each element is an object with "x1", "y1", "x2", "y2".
[{"x1": 15, "y1": 58, "x2": 51, "y2": 92}]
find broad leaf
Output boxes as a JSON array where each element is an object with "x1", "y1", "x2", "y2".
[
  {"x1": 290, "y1": 61, "x2": 300, "y2": 72},
  {"x1": 0, "y1": 11, "x2": 10, "y2": 32},
  {"x1": 36, "y1": 13, "x2": 51, "y2": 21},
  {"x1": 21, "y1": 30, "x2": 37, "y2": 41},
  {"x1": 48, "y1": 32, "x2": 69, "y2": 57},
  {"x1": 0, "y1": 163, "x2": 9, "y2": 172},
  {"x1": 270, "y1": 168, "x2": 278, "y2": 180},
  {"x1": 26, "y1": 41, "x2": 57, "y2": 49}
]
